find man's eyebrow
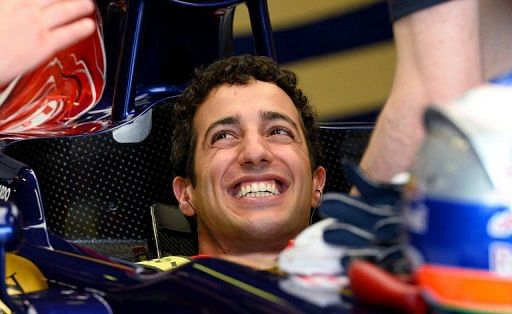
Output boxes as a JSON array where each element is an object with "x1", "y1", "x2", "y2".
[
  {"x1": 261, "y1": 111, "x2": 299, "y2": 131},
  {"x1": 203, "y1": 115, "x2": 240, "y2": 143}
]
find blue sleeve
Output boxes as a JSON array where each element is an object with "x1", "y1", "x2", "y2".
[{"x1": 388, "y1": 0, "x2": 450, "y2": 21}]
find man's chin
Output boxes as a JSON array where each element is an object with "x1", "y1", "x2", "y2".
[{"x1": 240, "y1": 221, "x2": 304, "y2": 243}]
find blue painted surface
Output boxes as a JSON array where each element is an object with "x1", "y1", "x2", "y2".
[{"x1": 407, "y1": 197, "x2": 511, "y2": 270}]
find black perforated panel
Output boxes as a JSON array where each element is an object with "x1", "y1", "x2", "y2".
[
  {"x1": 319, "y1": 123, "x2": 372, "y2": 193},
  {"x1": 4, "y1": 101, "x2": 179, "y2": 259}
]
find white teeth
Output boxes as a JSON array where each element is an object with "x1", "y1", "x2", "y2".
[{"x1": 237, "y1": 181, "x2": 280, "y2": 198}]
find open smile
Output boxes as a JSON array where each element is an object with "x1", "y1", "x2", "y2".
[{"x1": 230, "y1": 179, "x2": 288, "y2": 199}]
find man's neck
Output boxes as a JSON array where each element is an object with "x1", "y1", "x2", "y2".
[
  {"x1": 196, "y1": 238, "x2": 281, "y2": 270},
  {"x1": 218, "y1": 252, "x2": 279, "y2": 270},
  {"x1": 197, "y1": 224, "x2": 291, "y2": 257}
]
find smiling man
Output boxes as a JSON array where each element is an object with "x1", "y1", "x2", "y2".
[{"x1": 171, "y1": 55, "x2": 326, "y2": 258}]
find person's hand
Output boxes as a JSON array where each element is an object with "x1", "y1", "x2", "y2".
[
  {"x1": 278, "y1": 162, "x2": 421, "y2": 311},
  {"x1": 0, "y1": 0, "x2": 96, "y2": 86},
  {"x1": 319, "y1": 161, "x2": 410, "y2": 275},
  {"x1": 278, "y1": 162, "x2": 409, "y2": 277}
]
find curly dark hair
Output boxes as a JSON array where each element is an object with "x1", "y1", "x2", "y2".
[{"x1": 171, "y1": 54, "x2": 323, "y2": 184}]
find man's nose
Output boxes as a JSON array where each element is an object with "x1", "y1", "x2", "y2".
[{"x1": 238, "y1": 133, "x2": 273, "y2": 169}]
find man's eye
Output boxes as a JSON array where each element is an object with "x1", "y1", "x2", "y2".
[
  {"x1": 269, "y1": 127, "x2": 293, "y2": 138},
  {"x1": 211, "y1": 131, "x2": 234, "y2": 144}
]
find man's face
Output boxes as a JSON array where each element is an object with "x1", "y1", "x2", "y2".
[{"x1": 174, "y1": 80, "x2": 325, "y2": 254}]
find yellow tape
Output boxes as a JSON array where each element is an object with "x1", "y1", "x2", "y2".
[{"x1": 137, "y1": 256, "x2": 192, "y2": 271}]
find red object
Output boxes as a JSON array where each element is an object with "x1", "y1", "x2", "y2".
[
  {"x1": 348, "y1": 260, "x2": 426, "y2": 313},
  {"x1": 0, "y1": 9, "x2": 106, "y2": 138}
]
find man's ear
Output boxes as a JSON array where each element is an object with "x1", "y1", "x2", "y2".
[
  {"x1": 172, "y1": 176, "x2": 195, "y2": 217},
  {"x1": 311, "y1": 166, "x2": 327, "y2": 208}
]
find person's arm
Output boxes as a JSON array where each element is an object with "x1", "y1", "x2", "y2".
[
  {"x1": 0, "y1": 0, "x2": 96, "y2": 86},
  {"x1": 360, "y1": 0, "x2": 483, "y2": 181}
]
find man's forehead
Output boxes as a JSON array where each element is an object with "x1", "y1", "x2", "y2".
[
  {"x1": 203, "y1": 110, "x2": 300, "y2": 135},
  {"x1": 193, "y1": 82, "x2": 302, "y2": 131}
]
